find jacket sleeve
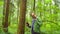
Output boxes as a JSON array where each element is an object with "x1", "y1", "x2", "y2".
[{"x1": 37, "y1": 18, "x2": 43, "y2": 26}]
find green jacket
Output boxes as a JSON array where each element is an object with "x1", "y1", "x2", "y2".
[{"x1": 33, "y1": 18, "x2": 42, "y2": 33}]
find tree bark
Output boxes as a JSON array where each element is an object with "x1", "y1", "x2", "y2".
[
  {"x1": 17, "y1": 0, "x2": 27, "y2": 34},
  {"x1": 33, "y1": 0, "x2": 35, "y2": 12},
  {"x1": 3, "y1": 0, "x2": 10, "y2": 33}
]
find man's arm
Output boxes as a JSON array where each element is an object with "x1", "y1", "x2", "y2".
[{"x1": 37, "y1": 18, "x2": 43, "y2": 26}]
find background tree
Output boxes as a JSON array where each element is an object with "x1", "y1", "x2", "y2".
[
  {"x1": 17, "y1": 0, "x2": 27, "y2": 34},
  {"x1": 2, "y1": 0, "x2": 10, "y2": 34}
]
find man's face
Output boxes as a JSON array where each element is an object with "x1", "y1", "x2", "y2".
[{"x1": 30, "y1": 13, "x2": 36, "y2": 19}]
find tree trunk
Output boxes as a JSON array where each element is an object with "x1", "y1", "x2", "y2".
[
  {"x1": 3, "y1": 0, "x2": 10, "y2": 33},
  {"x1": 17, "y1": 0, "x2": 27, "y2": 34},
  {"x1": 33, "y1": 0, "x2": 35, "y2": 12}
]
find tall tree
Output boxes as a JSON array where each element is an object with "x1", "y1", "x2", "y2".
[
  {"x1": 3, "y1": 0, "x2": 10, "y2": 34},
  {"x1": 33, "y1": 0, "x2": 35, "y2": 12},
  {"x1": 17, "y1": 0, "x2": 27, "y2": 34}
]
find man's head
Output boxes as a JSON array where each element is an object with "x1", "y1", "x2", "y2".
[{"x1": 30, "y1": 12, "x2": 36, "y2": 19}]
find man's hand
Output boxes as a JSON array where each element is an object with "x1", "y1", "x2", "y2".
[
  {"x1": 26, "y1": 22, "x2": 31, "y2": 28},
  {"x1": 26, "y1": 22, "x2": 29, "y2": 26}
]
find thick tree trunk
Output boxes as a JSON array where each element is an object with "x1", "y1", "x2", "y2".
[
  {"x1": 3, "y1": 0, "x2": 10, "y2": 33},
  {"x1": 17, "y1": 0, "x2": 27, "y2": 34}
]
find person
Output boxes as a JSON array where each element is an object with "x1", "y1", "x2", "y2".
[{"x1": 26, "y1": 12, "x2": 42, "y2": 34}]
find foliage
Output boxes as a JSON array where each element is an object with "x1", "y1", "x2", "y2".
[{"x1": 0, "y1": 0, "x2": 60, "y2": 34}]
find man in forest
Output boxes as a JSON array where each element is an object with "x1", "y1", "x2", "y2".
[{"x1": 26, "y1": 12, "x2": 42, "y2": 34}]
